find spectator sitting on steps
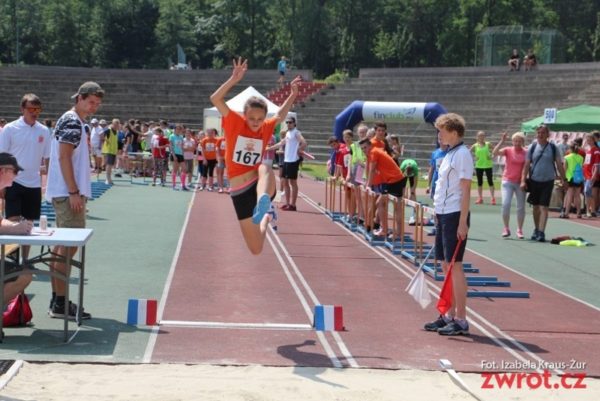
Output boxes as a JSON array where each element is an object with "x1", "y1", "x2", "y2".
[
  {"x1": 508, "y1": 49, "x2": 520, "y2": 71},
  {"x1": 524, "y1": 49, "x2": 537, "y2": 71}
]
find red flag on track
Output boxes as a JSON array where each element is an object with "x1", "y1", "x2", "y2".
[{"x1": 436, "y1": 239, "x2": 463, "y2": 315}]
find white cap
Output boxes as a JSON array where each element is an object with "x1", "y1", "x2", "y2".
[{"x1": 91, "y1": 118, "x2": 99, "y2": 124}]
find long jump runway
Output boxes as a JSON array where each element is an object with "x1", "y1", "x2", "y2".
[{"x1": 149, "y1": 177, "x2": 600, "y2": 375}]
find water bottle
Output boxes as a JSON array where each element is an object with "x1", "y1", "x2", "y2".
[{"x1": 39, "y1": 215, "x2": 48, "y2": 231}]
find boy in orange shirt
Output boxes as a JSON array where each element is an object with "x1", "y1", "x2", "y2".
[
  {"x1": 210, "y1": 57, "x2": 300, "y2": 254},
  {"x1": 361, "y1": 137, "x2": 406, "y2": 238}
]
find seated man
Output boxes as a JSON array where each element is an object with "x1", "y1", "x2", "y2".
[
  {"x1": 0, "y1": 153, "x2": 34, "y2": 339},
  {"x1": 524, "y1": 49, "x2": 537, "y2": 71},
  {"x1": 508, "y1": 49, "x2": 520, "y2": 71}
]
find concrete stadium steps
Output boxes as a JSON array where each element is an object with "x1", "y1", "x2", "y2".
[
  {"x1": 0, "y1": 65, "x2": 313, "y2": 125},
  {"x1": 294, "y1": 62, "x2": 600, "y2": 166}
]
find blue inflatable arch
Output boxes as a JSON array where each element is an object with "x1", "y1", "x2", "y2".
[{"x1": 332, "y1": 101, "x2": 447, "y2": 141}]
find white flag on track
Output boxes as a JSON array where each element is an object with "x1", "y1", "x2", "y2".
[{"x1": 405, "y1": 268, "x2": 432, "y2": 309}]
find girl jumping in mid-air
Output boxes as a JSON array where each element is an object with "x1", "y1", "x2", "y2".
[{"x1": 210, "y1": 57, "x2": 300, "y2": 254}]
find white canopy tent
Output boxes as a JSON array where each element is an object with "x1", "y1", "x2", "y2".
[{"x1": 203, "y1": 86, "x2": 297, "y2": 135}]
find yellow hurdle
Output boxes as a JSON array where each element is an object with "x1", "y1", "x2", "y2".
[
  {"x1": 325, "y1": 177, "x2": 343, "y2": 220},
  {"x1": 386, "y1": 195, "x2": 405, "y2": 247}
]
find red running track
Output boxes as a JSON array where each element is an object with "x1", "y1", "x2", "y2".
[{"x1": 151, "y1": 177, "x2": 600, "y2": 376}]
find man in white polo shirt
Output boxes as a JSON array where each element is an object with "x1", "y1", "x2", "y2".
[{"x1": 0, "y1": 93, "x2": 51, "y2": 262}]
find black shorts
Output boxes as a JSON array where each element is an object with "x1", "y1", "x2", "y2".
[
  {"x1": 230, "y1": 179, "x2": 275, "y2": 220},
  {"x1": 527, "y1": 179, "x2": 554, "y2": 207},
  {"x1": 202, "y1": 159, "x2": 217, "y2": 178},
  {"x1": 170, "y1": 153, "x2": 184, "y2": 163},
  {"x1": 104, "y1": 153, "x2": 116, "y2": 166},
  {"x1": 476, "y1": 167, "x2": 494, "y2": 186},
  {"x1": 282, "y1": 160, "x2": 301, "y2": 180},
  {"x1": 279, "y1": 71, "x2": 285, "y2": 76},
  {"x1": 4, "y1": 182, "x2": 42, "y2": 220},
  {"x1": 567, "y1": 179, "x2": 583, "y2": 188},
  {"x1": 435, "y1": 211, "x2": 470, "y2": 263},
  {"x1": 381, "y1": 178, "x2": 407, "y2": 197}
]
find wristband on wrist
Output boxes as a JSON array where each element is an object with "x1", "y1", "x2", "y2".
[{"x1": 68, "y1": 190, "x2": 80, "y2": 195}]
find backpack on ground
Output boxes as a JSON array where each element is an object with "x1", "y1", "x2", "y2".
[{"x1": 2, "y1": 293, "x2": 33, "y2": 327}]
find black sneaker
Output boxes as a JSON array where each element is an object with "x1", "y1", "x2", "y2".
[
  {"x1": 424, "y1": 315, "x2": 448, "y2": 332},
  {"x1": 49, "y1": 301, "x2": 91, "y2": 320},
  {"x1": 537, "y1": 231, "x2": 546, "y2": 243},
  {"x1": 438, "y1": 320, "x2": 469, "y2": 336},
  {"x1": 530, "y1": 229, "x2": 539, "y2": 240}
]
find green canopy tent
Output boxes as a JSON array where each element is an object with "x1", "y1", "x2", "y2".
[{"x1": 521, "y1": 104, "x2": 600, "y2": 133}]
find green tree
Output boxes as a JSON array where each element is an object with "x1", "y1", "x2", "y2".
[
  {"x1": 41, "y1": 0, "x2": 96, "y2": 66},
  {"x1": 373, "y1": 31, "x2": 396, "y2": 67},
  {"x1": 586, "y1": 12, "x2": 600, "y2": 61},
  {"x1": 154, "y1": 0, "x2": 200, "y2": 68},
  {"x1": 95, "y1": 0, "x2": 160, "y2": 68}
]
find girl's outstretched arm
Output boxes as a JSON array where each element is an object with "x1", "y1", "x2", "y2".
[
  {"x1": 210, "y1": 57, "x2": 248, "y2": 117},
  {"x1": 275, "y1": 75, "x2": 302, "y2": 123}
]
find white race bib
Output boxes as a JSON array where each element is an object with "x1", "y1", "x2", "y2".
[{"x1": 233, "y1": 136, "x2": 263, "y2": 166}]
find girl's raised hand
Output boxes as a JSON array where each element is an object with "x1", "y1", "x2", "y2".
[{"x1": 290, "y1": 75, "x2": 303, "y2": 96}]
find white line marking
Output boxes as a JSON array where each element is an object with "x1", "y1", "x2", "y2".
[
  {"x1": 143, "y1": 191, "x2": 197, "y2": 363},
  {"x1": 268, "y1": 227, "x2": 359, "y2": 368},
  {"x1": 0, "y1": 359, "x2": 24, "y2": 390},
  {"x1": 266, "y1": 232, "x2": 343, "y2": 368},
  {"x1": 159, "y1": 320, "x2": 312, "y2": 330},
  {"x1": 440, "y1": 359, "x2": 486, "y2": 401},
  {"x1": 299, "y1": 191, "x2": 563, "y2": 374}
]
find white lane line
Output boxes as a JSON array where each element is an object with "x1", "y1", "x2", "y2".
[
  {"x1": 143, "y1": 191, "x2": 197, "y2": 363},
  {"x1": 160, "y1": 320, "x2": 313, "y2": 330},
  {"x1": 266, "y1": 232, "x2": 343, "y2": 368},
  {"x1": 0, "y1": 360, "x2": 24, "y2": 391},
  {"x1": 299, "y1": 192, "x2": 562, "y2": 375},
  {"x1": 268, "y1": 224, "x2": 359, "y2": 368}
]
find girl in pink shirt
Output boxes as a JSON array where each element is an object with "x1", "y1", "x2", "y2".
[{"x1": 493, "y1": 132, "x2": 527, "y2": 238}]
